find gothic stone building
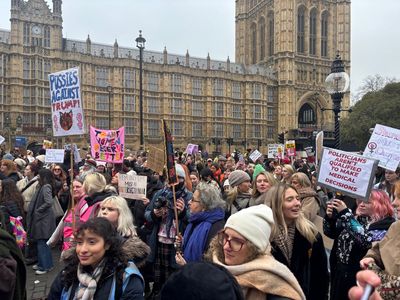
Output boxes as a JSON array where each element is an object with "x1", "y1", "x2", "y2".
[{"x1": 0, "y1": 0, "x2": 350, "y2": 153}]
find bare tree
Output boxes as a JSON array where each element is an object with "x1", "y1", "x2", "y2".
[{"x1": 353, "y1": 74, "x2": 397, "y2": 104}]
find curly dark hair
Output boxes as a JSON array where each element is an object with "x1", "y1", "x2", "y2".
[
  {"x1": 0, "y1": 179, "x2": 25, "y2": 218},
  {"x1": 61, "y1": 217, "x2": 125, "y2": 288}
]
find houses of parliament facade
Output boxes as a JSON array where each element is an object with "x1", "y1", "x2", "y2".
[{"x1": 0, "y1": 0, "x2": 350, "y2": 153}]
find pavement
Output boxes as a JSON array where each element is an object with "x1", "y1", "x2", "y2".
[{"x1": 26, "y1": 248, "x2": 63, "y2": 300}]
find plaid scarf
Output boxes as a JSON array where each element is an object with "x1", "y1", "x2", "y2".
[
  {"x1": 274, "y1": 224, "x2": 296, "y2": 264},
  {"x1": 74, "y1": 259, "x2": 106, "y2": 300}
]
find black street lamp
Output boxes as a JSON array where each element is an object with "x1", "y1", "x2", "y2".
[
  {"x1": 107, "y1": 84, "x2": 112, "y2": 129},
  {"x1": 325, "y1": 53, "x2": 350, "y2": 149},
  {"x1": 136, "y1": 30, "x2": 146, "y2": 150}
]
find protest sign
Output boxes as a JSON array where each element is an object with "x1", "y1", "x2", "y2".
[
  {"x1": 43, "y1": 140, "x2": 53, "y2": 149},
  {"x1": 285, "y1": 140, "x2": 296, "y2": 157},
  {"x1": 147, "y1": 145, "x2": 165, "y2": 174},
  {"x1": 363, "y1": 124, "x2": 400, "y2": 171},
  {"x1": 249, "y1": 149, "x2": 262, "y2": 162},
  {"x1": 0, "y1": 135, "x2": 4, "y2": 145},
  {"x1": 268, "y1": 144, "x2": 284, "y2": 159},
  {"x1": 45, "y1": 149, "x2": 65, "y2": 163},
  {"x1": 64, "y1": 144, "x2": 82, "y2": 163},
  {"x1": 317, "y1": 147, "x2": 378, "y2": 200},
  {"x1": 49, "y1": 67, "x2": 85, "y2": 136},
  {"x1": 118, "y1": 174, "x2": 147, "y2": 199},
  {"x1": 185, "y1": 143, "x2": 199, "y2": 155},
  {"x1": 162, "y1": 120, "x2": 177, "y2": 185},
  {"x1": 90, "y1": 126, "x2": 125, "y2": 163}
]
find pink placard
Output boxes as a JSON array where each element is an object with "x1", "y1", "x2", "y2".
[{"x1": 90, "y1": 126, "x2": 125, "y2": 163}]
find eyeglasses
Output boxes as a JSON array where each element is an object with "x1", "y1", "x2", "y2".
[{"x1": 218, "y1": 231, "x2": 246, "y2": 252}]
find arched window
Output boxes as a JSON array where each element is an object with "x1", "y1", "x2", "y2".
[
  {"x1": 44, "y1": 26, "x2": 51, "y2": 48},
  {"x1": 321, "y1": 11, "x2": 329, "y2": 57},
  {"x1": 297, "y1": 6, "x2": 306, "y2": 53},
  {"x1": 298, "y1": 103, "x2": 316, "y2": 127},
  {"x1": 251, "y1": 23, "x2": 257, "y2": 64},
  {"x1": 309, "y1": 8, "x2": 317, "y2": 55},
  {"x1": 268, "y1": 11, "x2": 274, "y2": 56},
  {"x1": 259, "y1": 18, "x2": 265, "y2": 61}
]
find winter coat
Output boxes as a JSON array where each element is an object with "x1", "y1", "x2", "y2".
[
  {"x1": 84, "y1": 190, "x2": 115, "y2": 219},
  {"x1": 49, "y1": 235, "x2": 149, "y2": 300},
  {"x1": 226, "y1": 191, "x2": 255, "y2": 218},
  {"x1": 7, "y1": 172, "x2": 21, "y2": 183},
  {"x1": 364, "y1": 220, "x2": 400, "y2": 276},
  {"x1": 16, "y1": 176, "x2": 39, "y2": 212},
  {"x1": 0, "y1": 227, "x2": 26, "y2": 300},
  {"x1": 27, "y1": 184, "x2": 56, "y2": 240},
  {"x1": 212, "y1": 252, "x2": 306, "y2": 300},
  {"x1": 297, "y1": 187, "x2": 320, "y2": 223},
  {"x1": 271, "y1": 229, "x2": 329, "y2": 300},
  {"x1": 144, "y1": 186, "x2": 192, "y2": 268}
]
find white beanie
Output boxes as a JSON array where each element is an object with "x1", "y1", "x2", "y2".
[
  {"x1": 175, "y1": 163, "x2": 186, "y2": 178},
  {"x1": 224, "y1": 204, "x2": 274, "y2": 252}
]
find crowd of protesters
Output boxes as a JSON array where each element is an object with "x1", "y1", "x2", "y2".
[{"x1": 0, "y1": 145, "x2": 399, "y2": 299}]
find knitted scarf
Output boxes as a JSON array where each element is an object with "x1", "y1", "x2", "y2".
[
  {"x1": 273, "y1": 224, "x2": 296, "y2": 264},
  {"x1": 212, "y1": 252, "x2": 306, "y2": 300},
  {"x1": 183, "y1": 208, "x2": 224, "y2": 262},
  {"x1": 74, "y1": 259, "x2": 106, "y2": 300}
]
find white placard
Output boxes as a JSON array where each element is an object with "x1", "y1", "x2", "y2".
[
  {"x1": 267, "y1": 144, "x2": 284, "y2": 158},
  {"x1": 0, "y1": 135, "x2": 5, "y2": 145},
  {"x1": 249, "y1": 149, "x2": 262, "y2": 162},
  {"x1": 118, "y1": 174, "x2": 147, "y2": 199},
  {"x1": 315, "y1": 131, "x2": 324, "y2": 167},
  {"x1": 317, "y1": 147, "x2": 378, "y2": 200},
  {"x1": 363, "y1": 124, "x2": 400, "y2": 171},
  {"x1": 45, "y1": 149, "x2": 65, "y2": 163}
]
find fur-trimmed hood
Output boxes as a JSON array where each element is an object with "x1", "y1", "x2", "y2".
[
  {"x1": 121, "y1": 235, "x2": 150, "y2": 267},
  {"x1": 61, "y1": 234, "x2": 150, "y2": 267}
]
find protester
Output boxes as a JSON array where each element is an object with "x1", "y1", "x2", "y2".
[
  {"x1": 281, "y1": 164, "x2": 295, "y2": 184},
  {"x1": 82, "y1": 172, "x2": 115, "y2": 219},
  {"x1": 268, "y1": 183, "x2": 329, "y2": 300},
  {"x1": 273, "y1": 164, "x2": 283, "y2": 181},
  {"x1": 0, "y1": 159, "x2": 20, "y2": 182},
  {"x1": 324, "y1": 189, "x2": 395, "y2": 300},
  {"x1": 225, "y1": 170, "x2": 254, "y2": 217},
  {"x1": 48, "y1": 218, "x2": 145, "y2": 299},
  {"x1": 16, "y1": 162, "x2": 40, "y2": 213},
  {"x1": 144, "y1": 163, "x2": 192, "y2": 298},
  {"x1": 374, "y1": 167, "x2": 400, "y2": 201},
  {"x1": 189, "y1": 171, "x2": 200, "y2": 191},
  {"x1": 0, "y1": 179, "x2": 25, "y2": 220},
  {"x1": 27, "y1": 168, "x2": 57, "y2": 275},
  {"x1": 175, "y1": 182, "x2": 225, "y2": 265},
  {"x1": 251, "y1": 171, "x2": 277, "y2": 204},
  {"x1": 206, "y1": 204, "x2": 306, "y2": 300}
]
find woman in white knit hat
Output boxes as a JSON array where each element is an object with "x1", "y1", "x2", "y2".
[
  {"x1": 267, "y1": 183, "x2": 329, "y2": 300},
  {"x1": 206, "y1": 204, "x2": 306, "y2": 300}
]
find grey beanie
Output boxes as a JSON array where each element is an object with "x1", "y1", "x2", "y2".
[{"x1": 228, "y1": 170, "x2": 250, "y2": 188}]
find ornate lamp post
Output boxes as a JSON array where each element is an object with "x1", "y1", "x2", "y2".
[
  {"x1": 136, "y1": 30, "x2": 146, "y2": 150},
  {"x1": 325, "y1": 54, "x2": 350, "y2": 149}
]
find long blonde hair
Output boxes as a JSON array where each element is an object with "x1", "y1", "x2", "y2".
[
  {"x1": 267, "y1": 183, "x2": 318, "y2": 244},
  {"x1": 252, "y1": 171, "x2": 278, "y2": 198},
  {"x1": 99, "y1": 195, "x2": 137, "y2": 238}
]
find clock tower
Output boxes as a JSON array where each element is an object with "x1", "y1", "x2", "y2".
[{"x1": 10, "y1": 0, "x2": 63, "y2": 50}]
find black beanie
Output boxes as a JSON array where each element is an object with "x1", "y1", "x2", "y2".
[{"x1": 160, "y1": 262, "x2": 244, "y2": 300}]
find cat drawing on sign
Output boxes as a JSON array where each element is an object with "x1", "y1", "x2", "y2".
[{"x1": 60, "y1": 110, "x2": 73, "y2": 131}]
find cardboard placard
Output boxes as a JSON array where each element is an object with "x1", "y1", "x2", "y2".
[
  {"x1": 317, "y1": 147, "x2": 378, "y2": 200},
  {"x1": 45, "y1": 149, "x2": 65, "y2": 163},
  {"x1": 363, "y1": 124, "x2": 400, "y2": 171},
  {"x1": 49, "y1": 67, "x2": 85, "y2": 136},
  {"x1": 315, "y1": 131, "x2": 324, "y2": 167},
  {"x1": 118, "y1": 174, "x2": 147, "y2": 199},
  {"x1": 147, "y1": 145, "x2": 165, "y2": 174}
]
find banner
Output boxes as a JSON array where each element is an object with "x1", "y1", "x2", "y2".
[
  {"x1": 90, "y1": 126, "x2": 125, "y2": 163},
  {"x1": 317, "y1": 147, "x2": 378, "y2": 200},
  {"x1": 45, "y1": 149, "x2": 65, "y2": 163},
  {"x1": 185, "y1": 143, "x2": 199, "y2": 155},
  {"x1": 162, "y1": 120, "x2": 178, "y2": 185},
  {"x1": 118, "y1": 174, "x2": 147, "y2": 199},
  {"x1": 249, "y1": 149, "x2": 262, "y2": 162},
  {"x1": 363, "y1": 124, "x2": 400, "y2": 171},
  {"x1": 147, "y1": 145, "x2": 165, "y2": 174},
  {"x1": 285, "y1": 140, "x2": 296, "y2": 157},
  {"x1": 49, "y1": 67, "x2": 85, "y2": 136},
  {"x1": 268, "y1": 144, "x2": 284, "y2": 159}
]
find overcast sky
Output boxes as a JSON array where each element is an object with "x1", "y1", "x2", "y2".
[{"x1": 0, "y1": 0, "x2": 399, "y2": 96}]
